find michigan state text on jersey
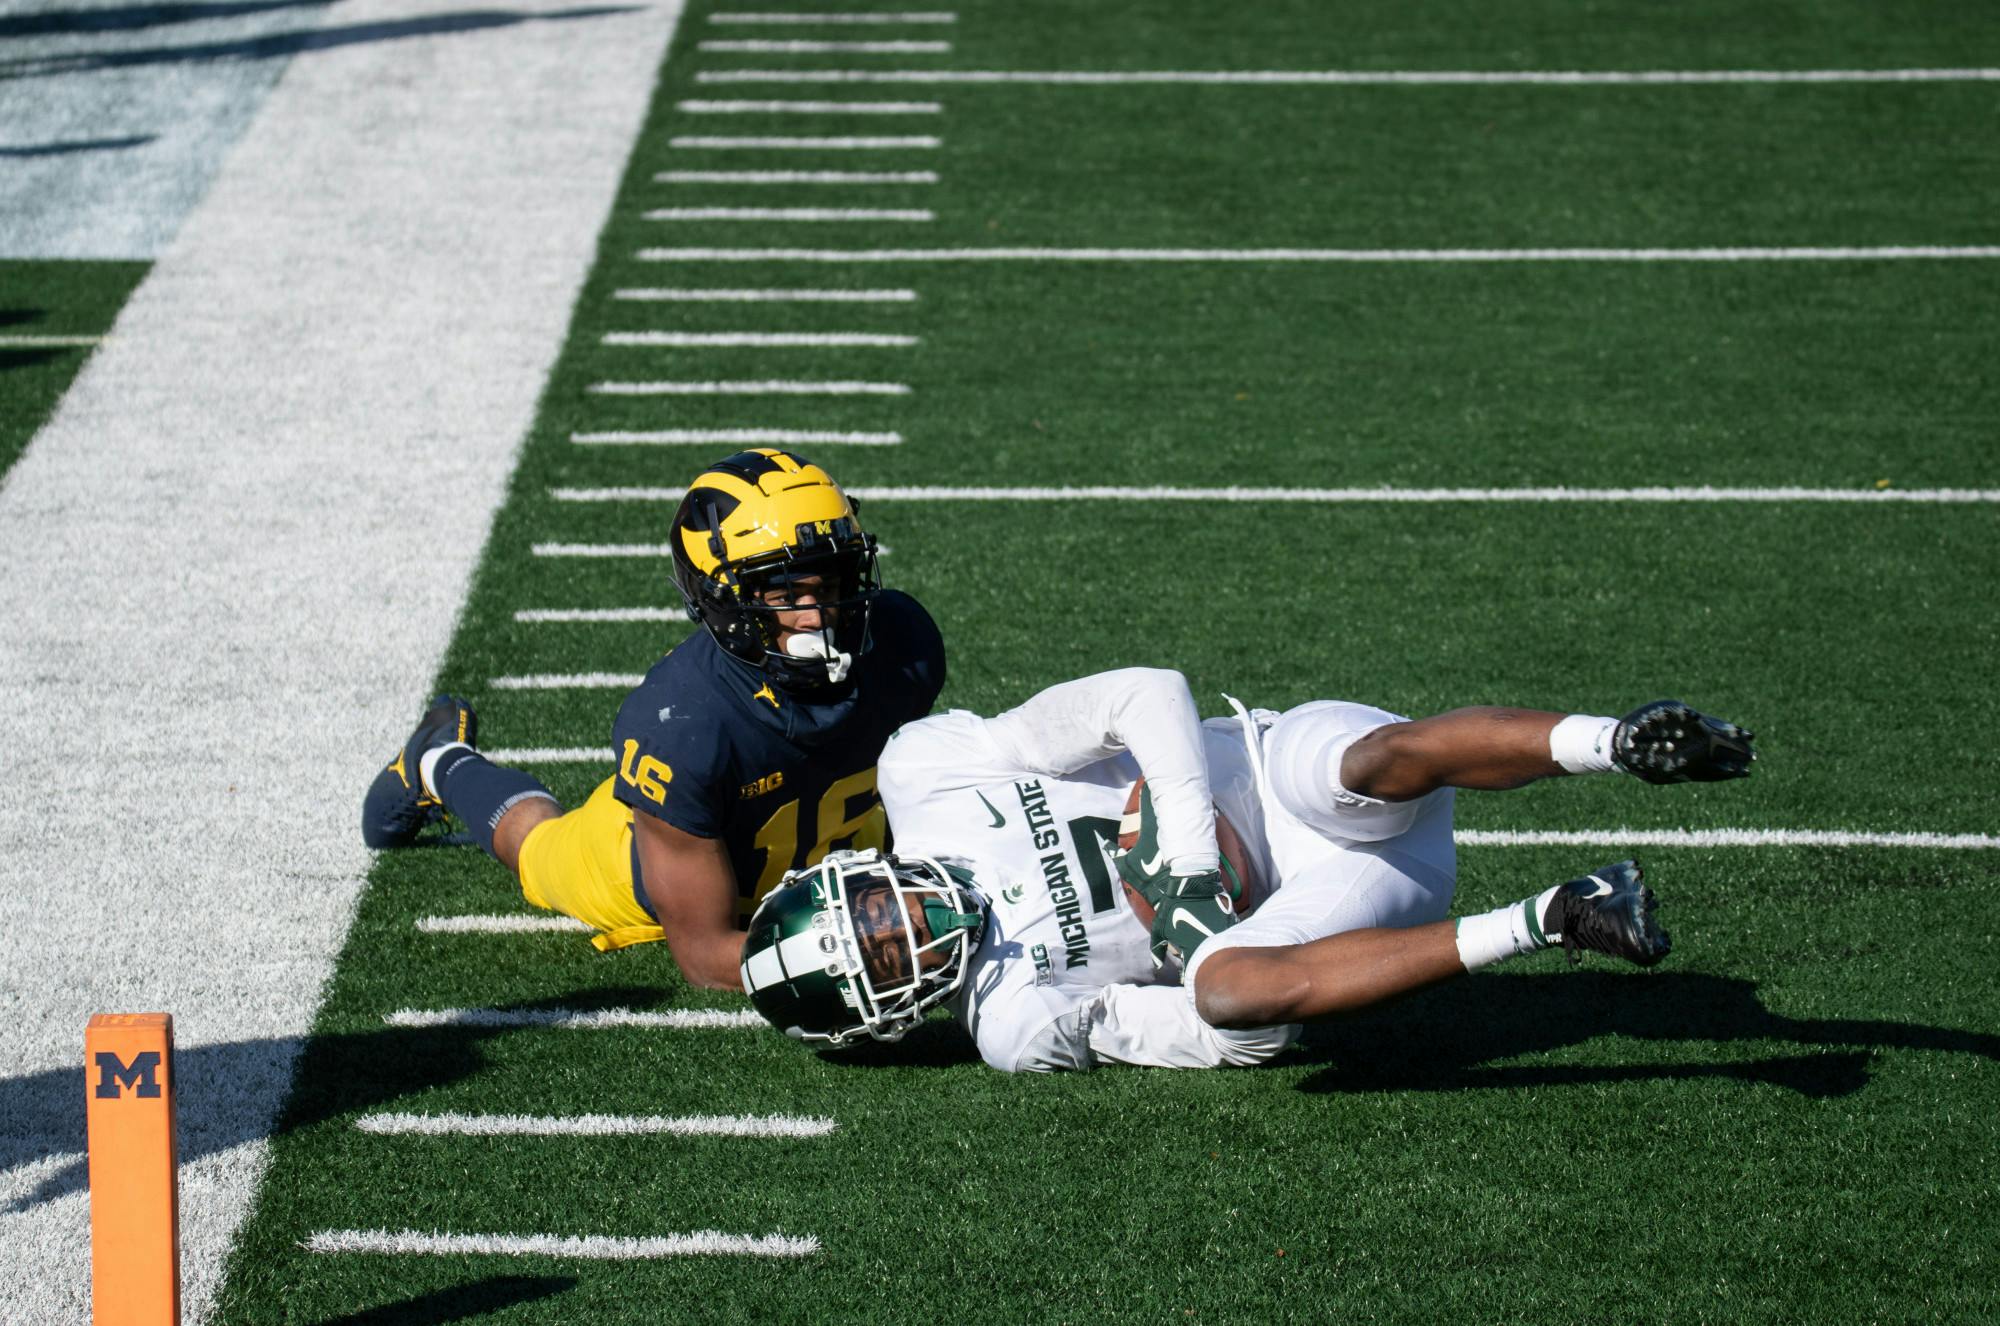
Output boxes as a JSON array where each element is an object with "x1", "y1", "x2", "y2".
[{"x1": 361, "y1": 449, "x2": 945, "y2": 989}]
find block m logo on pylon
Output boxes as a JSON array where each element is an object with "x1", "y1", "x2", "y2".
[{"x1": 94, "y1": 1050, "x2": 164, "y2": 1099}]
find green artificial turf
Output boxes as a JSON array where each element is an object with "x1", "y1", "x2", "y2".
[
  {"x1": 214, "y1": 0, "x2": 2000, "y2": 1320},
  {"x1": 0, "y1": 260, "x2": 148, "y2": 483}
]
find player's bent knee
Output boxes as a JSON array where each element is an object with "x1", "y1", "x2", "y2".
[{"x1": 1192, "y1": 946, "x2": 1304, "y2": 1031}]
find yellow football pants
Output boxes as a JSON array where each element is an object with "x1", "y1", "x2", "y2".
[{"x1": 517, "y1": 777, "x2": 667, "y2": 952}]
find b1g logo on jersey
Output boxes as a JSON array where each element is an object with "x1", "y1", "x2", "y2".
[
  {"x1": 619, "y1": 739, "x2": 673, "y2": 805},
  {"x1": 93, "y1": 1050, "x2": 164, "y2": 1099}
]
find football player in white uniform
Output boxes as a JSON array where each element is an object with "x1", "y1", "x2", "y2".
[{"x1": 739, "y1": 668, "x2": 1754, "y2": 1072}]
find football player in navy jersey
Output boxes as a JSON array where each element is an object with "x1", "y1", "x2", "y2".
[{"x1": 361, "y1": 449, "x2": 946, "y2": 989}]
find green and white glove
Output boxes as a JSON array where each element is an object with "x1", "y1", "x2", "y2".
[{"x1": 1142, "y1": 869, "x2": 1239, "y2": 971}]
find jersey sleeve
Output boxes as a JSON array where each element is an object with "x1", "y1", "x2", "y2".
[
  {"x1": 993, "y1": 984, "x2": 1300, "y2": 1072},
  {"x1": 1080, "y1": 984, "x2": 1300, "y2": 1069},
  {"x1": 982, "y1": 668, "x2": 1219, "y2": 874},
  {"x1": 608, "y1": 684, "x2": 731, "y2": 838},
  {"x1": 871, "y1": 589, "x2": 946, "y2": 720}
]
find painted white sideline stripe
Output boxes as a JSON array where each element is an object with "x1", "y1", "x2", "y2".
[
  {"x1": 0, "y1": 334, "x2": 106, "y2": 347},
  {"x1": 480, "y1": 748, "x2": 612, "y2": 768},
  {"x1": 669, "y1": 135, "x2": 942, "y2": 149},
  {"x1": 695, "y1": 66, "x2": 2000, "y2": 86},
  {"x1": 547, "y1": 484, "x2": 2000, "y2": 505},
  {"x1": 568, "y1": 428, "x2": 903, "y2": 446},
  {"x1": 487, "y1": 747, "x2": 617, "y2": 764},
  {"x1": 709, "y1": 11, "x2": 958, "y2": 23},
  {"x1": 0, "y1": 0, "x2": 684, "y2": 1315},
  {"x1": 513, "y1": 606, "x2": 689, "y2": 622},
  {"x1": 383, "y1": 1007, "x2": 768, "y2": 1029},
  {"x1": 645, "y1": 207, "x2": 935, "y2": 221},
  {"x1": 602, "y1": 330, "x2": 918, "y2": 346},
  {"x1": 613, "y1": 287, "x2": 918, "y2": 301},
  {"x1": 698, "y1": 40, "x2": 951, "y2": 53},
  {"x1": 638, "y1": 246, "x2": 2000, "y2": 264},
  {"x1": 416, "y1": 914, "x2": 592, "y2": 934},
  {"x1": 590, "y1": 379, "x2": 911, "y2": 394},
  {"x1": 678, "y1": 99, "x2": 943, "y2": 114},
  {"x1": 490, "y1": 672, "x2": 645, "y2": 689},
  {"x1": 357, "y1": 1112, "x2": 837, "y2": 1138},
  {"x1": 656, "y1": 169, "x2": 938, "y2": 184},
  {"x1": 1458, "y1": 829, "x2": 2000, "y2": 850},
  {"x1": 305, "y1": 1229, "x2": 818, "y2": 1259}
]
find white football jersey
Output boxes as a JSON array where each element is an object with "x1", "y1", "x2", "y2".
[{"x1": 877, "y1": 671, "x2": 1300, "y2": 1072}]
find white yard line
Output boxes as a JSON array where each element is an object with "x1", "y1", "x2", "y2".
[
  {"x1": 677, "y1": 99, "x2": 943, "y2": 113},
  {"x1": 0, "y1": 334, "x2": 105, "y2": 347},
  {"x1": 602, "y1": 330, "x2": 918, "y2": 346},
  {"x1": 0, "y1": 2, "x2": 685, "y2": 1322},
  {"x1": 1461, "y1": 829, "x2": 2000, "y2": 850},
  {"x1": 568, "y1": 429, "x2": 902, "y2": 447},
  {"x1": 417, "y1": 915, "x2": 590, "y2": 935},
  {"x1": 709, "y1": 11, "x2": 957, "y2": 23},
  {"x1": 357, "y1": 1111, "x2": 837, "y2": 1138},
  {"x1": 613, "y1": 287, "x2": 919, "y2": 300},
  {"x1": 655, "y1": 169, "x2": 939, "y2": 183},
  {"x1": 532, "y1": 542, "x2": 674, "y2": 556},
  {"x1": 383, "y1": 1007, "x2": 768, "y2": 1029},
  {"x1": 637, "y1": 245, "x2": 2000, "y2": 263},
  {"x1": 306, "y1": 1229, "x2": 818, "y2": 1259},
  {"x1": 694, "y1": 66, "x2": 2000, "y2": 86},
  {"x1": 698, "y1": 39, "x2": 951, "y2": 53},
  {"x1": 513, "y1": 606, "x2": 689, "y2": 622},
  {"x1": 486, "y1": 746, "x2": 617, "y2": 764},
  {"x1": 669, "y1": 135, "x2": 941, "y2": 149},
  {"x1": 548, "y1": 485, "x2": 2000, "y2": 504},
  {"x1": 589, "y1": 379, "x2": 911, "y2": 394},
  {"x1": 489, "y1": 672, "x2": 646, "y2": 689},
  {"x1": 644, "y1": 206, "x2": 935, "y2": 221}
]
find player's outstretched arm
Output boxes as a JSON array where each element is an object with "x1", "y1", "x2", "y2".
[
  {"x1": 1342, "y1": 701, "x2": 1756, "y2": 802},
  {"x1": 633, "y1": 813, "x2": 749, "y2": 990}
]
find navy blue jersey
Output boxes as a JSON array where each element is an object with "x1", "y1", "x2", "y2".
[{"x1": 611, "y1": 590, "x2": 945, "y2": 916}]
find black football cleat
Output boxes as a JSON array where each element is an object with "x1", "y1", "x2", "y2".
[
  {"x1": 1542, "y1": 859, "x2": 1670, "y2": 968},
  {"x1": 360, "y1": 694, "x2": 477, "y2": 849},
  {"x1": 1613, "y1": 700, "x2": 1755, "y2": 784}
]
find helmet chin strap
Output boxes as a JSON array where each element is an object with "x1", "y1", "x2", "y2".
[{"x1": 782, "y1": 630, "x2": 854, "y2": 685}]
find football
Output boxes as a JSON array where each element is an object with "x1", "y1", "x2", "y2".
[{"x1": 1117, "y1": 778, "x2": 1259, "y2": 928}]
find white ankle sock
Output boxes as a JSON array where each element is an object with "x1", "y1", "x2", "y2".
[
  {"x1": 419, "y1": 742, "x2": 473, "y2": 800},
  {"x1": 1549, "y1": 714, "x2": 1619, "y2": 774},
  {"x1": 1454, "y1": 884, "x2": 1563, "y2": 971}
]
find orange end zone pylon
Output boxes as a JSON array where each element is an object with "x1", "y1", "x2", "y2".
[{"x1": 86, "y1": 1013, "x2": 180, "y2": 1326}]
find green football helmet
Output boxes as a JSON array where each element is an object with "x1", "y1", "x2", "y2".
[{"x1": 740, "y1": 848, "x2": 987, "y2": 1046}]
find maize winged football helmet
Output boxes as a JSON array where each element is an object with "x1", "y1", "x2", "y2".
[
  {"x1": 740, "y1": 848, "x2": 986, "y2": 1046},
  {"x1": 671, "y1": 448, "x2": 880, "y2": 689}
]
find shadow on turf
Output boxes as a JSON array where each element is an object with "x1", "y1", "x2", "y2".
[
  {"x1": 310, "y1": 1275, "x2": 577, "y2": 1326},
  {"x1": 1292, "y1": 970, "x2": 2000, "y2": 1098},
  {"x1": 0, "y1": 135, "x2": 158, "y2": 157},
  {"x1": 0, "y1": 986, "x2": 674, "y2": 1213},
  {"x1": 0, "y1": 4, "x2": 641, "y2": 79},
  {"x1": 0, "y1": 0, "x2": 333, "y2": 41}
]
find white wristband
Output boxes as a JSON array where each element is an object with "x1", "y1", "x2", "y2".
[{"x1": 1549, "y1": 715, "x2": 1618, "y2": 775}]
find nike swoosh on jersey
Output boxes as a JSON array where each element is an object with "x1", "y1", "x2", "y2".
[{"x1": 975, "y1": 790, "x2": 1006, "y2": 828}]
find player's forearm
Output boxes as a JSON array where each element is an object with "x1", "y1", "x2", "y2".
[
  {"x1": 1339, "y1": 707, "x2": 1565, "y2": 801},
  {"x1": 991, "y1": 668, "x2": 1217, "y2": 866},
  {"x1": 668, "y1": 925, "x2": 750, "y2": 991}
]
